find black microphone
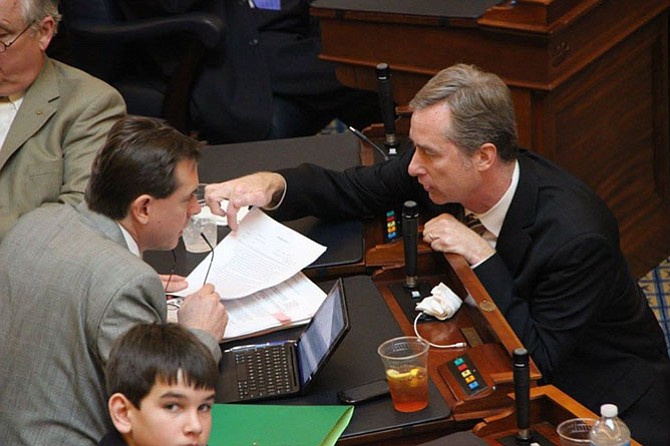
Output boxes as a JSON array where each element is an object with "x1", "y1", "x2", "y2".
[
  {"x1": 376, "y1": 62, "x2": 398, "y2": 156},
  {"x1": 402, "y1": 200, "x2": 418, "y2": 289},
  {"x1": 513, "y1": 348, "x2": 532, "y2": 444}
]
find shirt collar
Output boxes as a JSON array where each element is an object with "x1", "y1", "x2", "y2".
[
  {"x1": 117, "y1": 223, "x2": 140, "y2": 257},
  {"x1": 3, "y1": 91, "x2": 25, "y2": 109},
  {"x1": 466, "y1": 160, "x2": 519, "y2": 238}
]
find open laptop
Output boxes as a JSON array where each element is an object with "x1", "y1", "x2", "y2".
[{"x1": 218, "y1": 279, "x2": 350, "y2": 402}]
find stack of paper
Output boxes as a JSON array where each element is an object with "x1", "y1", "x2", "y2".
[{"x1": 169, "y1": 208, "x2": 328, "y2": 341}]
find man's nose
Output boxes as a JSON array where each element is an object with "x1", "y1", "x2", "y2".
[{"x1": 408, "y1": 151, "x2": 423, "y2": 177}]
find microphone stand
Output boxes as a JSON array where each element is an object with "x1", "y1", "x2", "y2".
[
  {"x1": 491, "y1": 348, "x2": 552, "y2": 445},
  {"x1": 376, "y1": 62, "x2": 399, "y2": 157},
  {"x1": 513, "y1": 348, "x2": 532, "y2": 444},
  {"x1": 402, "y1": 200, "x2": 418, "y2": 289}
]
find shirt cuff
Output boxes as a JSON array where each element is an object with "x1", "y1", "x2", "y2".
[
  {"x1": 261, "y1": 175, "x2": 287, "y2": 211},
  {"x1": 470, "y1": 251, "x2": 496, "y2": 270}
]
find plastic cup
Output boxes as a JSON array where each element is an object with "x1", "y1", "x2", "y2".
[
  {"x1": 182, "y1": 216, "x2": 217, "y2": 253},
  {"x1": 377, "y1": 336, "x2": 430, "y2": 412},
  {"x1": 556, "y1": 418, "x2": 597, "y2": 446}
]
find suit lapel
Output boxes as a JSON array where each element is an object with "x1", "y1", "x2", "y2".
[
  {"x1": 496, "y1": 153, "x2": 538, "y2": 275},
  {"x1": 0, "y1": 59, "x2": 58, "y2": 170}
]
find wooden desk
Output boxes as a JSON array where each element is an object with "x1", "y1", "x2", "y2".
[
  {"x1": 370, "y1": 250, "x2": 543, "y2": 423},
  {"x1": 311, "y1": 0, "x2": 670, "y2": 277},
  {"x1": 359, "y1": 246, "x2": 654, "y2": 445},
  {"x1": 225, "y1": 264, "x2": 543, "y2": 446},
  {"x1": 218, "y1": 275, "x2": 458, "y2": 446},
  {"x1": 473, "y1": 385, "x2": 643, "y2": 446}
]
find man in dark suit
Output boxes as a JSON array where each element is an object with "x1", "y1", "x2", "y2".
[
  {"x1": 204, "y1": 64, "x2": 670, "y2": 445},
  {"x1": 118, "y1": 0, "x2": 381, "y2": 143}
]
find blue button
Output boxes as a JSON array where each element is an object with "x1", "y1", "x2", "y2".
[{"x1": 454, "y1": 358, "x2": 464, "y2": 366}]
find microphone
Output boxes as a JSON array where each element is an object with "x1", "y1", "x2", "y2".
[
  {"x1": 402, "y1": 200, "x2": 418, "y2": 289},
  {"x1": 513, "y1": 348, "x2": 532, "y2": 444},
  {"x1": 347, "y1": 125, "x2": 389, "y2": 162},
  {"x1": 376, "y1": 62, "x2": 398, "y2": 156}
]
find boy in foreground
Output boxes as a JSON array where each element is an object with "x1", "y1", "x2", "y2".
[{"x1": 99, "y1": 323, "x2": 219, "y2": 446}]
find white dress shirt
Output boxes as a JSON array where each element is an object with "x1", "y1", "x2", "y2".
[
  {"x1": 117, "y1": 223, "x2": 140, "y2": 257},
  {"x1": 465, "y1": 160, "x2": 520, "y2": 249},
  {"x1": 0, "y1": 93, "x2": 24, "y2": 150},
  {"x1": 465, "y1": 160, "x2": 520, "y2": 271}
]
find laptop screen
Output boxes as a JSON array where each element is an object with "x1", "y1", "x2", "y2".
[{"x1": 297, "y1": 279, "x2": 349, "y2": 387}]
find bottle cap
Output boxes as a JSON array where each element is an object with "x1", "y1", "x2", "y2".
[{"x1": 601, "y1": 403, "x2": 618, "y2": 418}]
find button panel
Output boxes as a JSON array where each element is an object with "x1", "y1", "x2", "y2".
[{"x1": 446, "y1": 354, "x2": 488, "y2": 396}]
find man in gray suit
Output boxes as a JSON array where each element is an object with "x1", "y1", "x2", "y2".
[
  {"x1": 0, "y1": 116, "x2": 228, "y2": 445},
  {"x1": 0, "y1": 0, "x2": 126, "y2": 240}
]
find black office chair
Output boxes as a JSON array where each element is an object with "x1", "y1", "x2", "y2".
[{"x1": 58, "y1": 0, "x2": 224, "y2": 134}]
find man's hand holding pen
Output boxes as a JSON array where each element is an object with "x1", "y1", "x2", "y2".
[{"x1": 178, "y1": 283, "x2": 228, "y2": 342}]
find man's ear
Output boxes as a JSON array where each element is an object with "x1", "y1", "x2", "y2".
[
  {"x1": 129, "y1": 194, "x2": 153, "y2": 225},
  {"x1": 475, "y1": 143, "x2": 497, "y2": 171},
  {"x1": 36, "y1": 16, "x2": 56, "y2": 51},
  {"x1": 108, "y1": 393, "x2": 134, "y2": 434}
]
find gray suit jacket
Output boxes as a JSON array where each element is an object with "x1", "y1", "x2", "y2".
[
  {"x1": 0, "y1": 58, "x2": 126, "y2": 240},
  {"x1": 0, "y1": 203, "x2": 221, "y2": 445}
]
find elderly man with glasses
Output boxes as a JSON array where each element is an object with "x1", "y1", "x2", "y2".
[{"x1": 0, "y1": 0, "x2": 126, "y2": 241}]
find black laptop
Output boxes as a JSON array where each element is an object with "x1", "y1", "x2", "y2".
[{"x1": 218, "y1": 279, "x2": 350, "y2": 402}]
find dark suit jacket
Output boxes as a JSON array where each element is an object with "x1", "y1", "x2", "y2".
[
  {"x1": 118, "y1": 0, "x2": 360, "y2": 143},
  {"x1": 273, "y1": 148, "x2": 670, "y2": 440}
]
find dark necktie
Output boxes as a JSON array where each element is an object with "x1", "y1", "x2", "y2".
[{"x1": 464, "y1": 213, "x2": 487, "y2": 236}]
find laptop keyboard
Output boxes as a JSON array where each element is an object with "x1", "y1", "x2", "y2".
[{"x1": 234, "y1": 343, "x2": 296, "y2": 400}]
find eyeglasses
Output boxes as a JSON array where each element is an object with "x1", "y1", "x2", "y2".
[
  {"x1": 0, "y1": 21, "x2": 35, "y2": 53},
  {"x1": 200, "y1": 232, "x2": 215, "y2": 285},
  {"x1": 166, "y1": 233, "x2": 215, "y2": 310}
]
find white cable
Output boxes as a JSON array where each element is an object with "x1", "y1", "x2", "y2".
[{"x1": 413, "y1": 313, "x2": 467, "y2": 349}]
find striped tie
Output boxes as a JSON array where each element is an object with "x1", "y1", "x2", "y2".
[{"x1": 464, "y1": 213, "x2": 487, "y2": 236}]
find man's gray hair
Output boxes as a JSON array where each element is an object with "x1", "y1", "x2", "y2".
[
  {"x1": 410, "y1": 64, "x2": 519, "y2": 161},
  {"x1": 20, "y1": 0, "x2": 61, "y2": 27}
]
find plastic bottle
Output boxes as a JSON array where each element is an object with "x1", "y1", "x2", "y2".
[{"x1": 589, "y1": 403, "x2": 631, "y2": 446}]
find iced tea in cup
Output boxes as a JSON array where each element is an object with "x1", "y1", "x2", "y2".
[{"x1": 377, "y1": 336, "x2": 430, "y2": 412}]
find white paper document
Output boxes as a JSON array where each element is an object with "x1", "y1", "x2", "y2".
[
  {"x1": 167, "y1": 208, "x2": 328, "y2": 340},
  {"x1": 221, "y1": 272, "x2": 326, "y2": 340},
  {"x1": 166, "y1": 272, "x2": 327, "y2": 340},
  {"x1": 174, "y1": 208, "x2": 326, "y2": 299}
]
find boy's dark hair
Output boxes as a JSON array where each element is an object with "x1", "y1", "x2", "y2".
[
  {"x1": 106, "y1": 323, "x2": 218, "y2": 408},
  {"x1": 86, "y1": 116, "x2": 204, "y2": 220}
]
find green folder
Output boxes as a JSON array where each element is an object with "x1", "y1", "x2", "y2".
[{"x1": 208, "y1": 404, "x2": 354, "y2": 446}]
